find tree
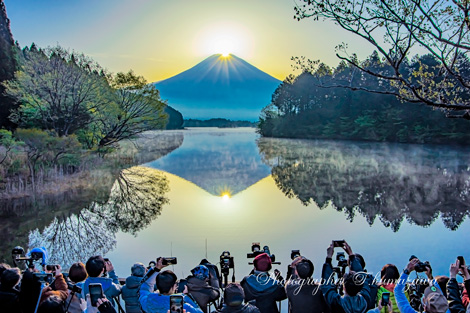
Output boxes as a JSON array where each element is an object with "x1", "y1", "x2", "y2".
[
  {"x1": 87, "y1": 70, "x2": 168, "y2": 148},
  {"x1": 5, "y1": 46, "x2": 110, "y2": 136},
  {"x1": 294, "y1": 0, "x2": 470, "y2": 117}
]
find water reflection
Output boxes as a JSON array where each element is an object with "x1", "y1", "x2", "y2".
[
  {"x1": 145, "y1": 128, "x2": 271, "y2": 196},
  {"x1": 28, "y1": 167, "x2": 169, "y2": 267},
  {"x1": 257, "y1": 138, "x2": 470, "y2": 231}
]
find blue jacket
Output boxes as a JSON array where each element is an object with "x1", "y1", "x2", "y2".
[
  {"x1": 139, "y1": 271, "x2": 203, "y2": 313},
  {"x1": 80, "y1": 270, "x2": 122, "y2": 307}
]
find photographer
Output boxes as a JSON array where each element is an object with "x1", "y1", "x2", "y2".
[
  {"x1": 66, "y1": 262, "x2": 88, "y2": 313},
  {"x1": 285, "y1": 256, "x2": 328, "y2": 313},
  {"x1": 213, "y1": 283, "x2": 260, "y2": 313},
  {"x1": 186, "y1": 265, "x2": 220, "y2": 313},
  {"x1": 394, "y1": 258, "x2": 449, "y2": 313},
  {"x1": 447, "y1": 259, "x2": 470, "y2": 313},
  {"x1": 0, "y1": 267, "x2": 21, "y2": 312},
  {"x1": 139, "y1": 257, "x2": 203, "y2": 313},
  {"x1": 320, "y1": 241, "x2": 372, "y2": 313},
  {"x1": 240, "y1": 253, "x2": 287, "y2": 313},
  {"x1": 36, "y1": 264, "x2": 69, "y2": 313},
  {"x1": 122, "y1": 262, "x2": 146, "y2": 313},
  {"x1": 81, "y1": 256, "x2": 122, "y2": 308}
]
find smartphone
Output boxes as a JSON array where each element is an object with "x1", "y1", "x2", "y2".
[
  {"x1": 177, "y1": 279, "x2": 187, "y2": 293},
  {"x1": 170, "y1": 295, "x2": 184, "y2": 313},
  {"x1": 89, "y1": 283, "x2": 104, "y2": 307},
  {"x1": 458, "y1": 256, "x2": 465, "y2": 267},
  {"x1": 33, "y1": 273, "x2": 53, "y2": 284},
  {"x1": 381, "y1": 292, "x2": 390, "y2": 307},
  {"x1": 333, "y1": 240, "x2": 345, "y2": 247},
  {"x1": 104, "y1": 258, "x2": 110, "y2": 262},
  {"x1": 162, "y1": 257, "x2": 178, "y2": 266},
  {"x1": 45, "y1": 264, "x2": 58, "y2": 271}
]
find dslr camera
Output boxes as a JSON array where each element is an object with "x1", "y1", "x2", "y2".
[
  {"x1": 336, "y1": 252, "x2": 348, "y2": 268},
  {"x1": 291, "y1": 250, "x2": 301, "y2": 260},
  {"x1": 247, "y1": 243, "x2": 280, "y2": 264},
  {"x1": 409, "y1": 255, "x2": 431, "y2": 273},
  {"x1": 220, "y1": 251, "x2": 234, "y2": 271}
]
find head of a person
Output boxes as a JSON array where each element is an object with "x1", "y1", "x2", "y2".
[
  {"x1": 380, "y1": 264, "x2": 399, "y2": 284},
  {"x1": 422, "y1": 285, "x2": 449, "y2": 313},
  {"x1": 191, "y1": 265, "x2": 209, "y2": 281},
  {"x1": 156, "y1": 270, "x2": 178, "y2": 295},
  {"x1": 348, "y1": 253, "x2": 366, "y2": 270},
  {"x1": 131, "y1": 263, "x2": 146, "y2": 277},
  {"x1": 224, "y1": 283, "x2": 245, "y2": 307},
  {"x1": 434, "y1": 276, "x2": 449, "y2": 298},
  {"x1": 0, "y1": 263, "x2": 11, "y2": 277},
  {"x1": 254, "y1": 253, "x2": 272, "y2": 272},
  {"x1": 68, "y1": 262, "x2": 87, "y2": 283},
  {"x1": 38, "y1": 295, "x2": 65, "y2": 313},
  {"x1": 296, "y1": 259, "x2": 314, "y2": 279},
  {"x1": 86, "y1": 256, "x2": 105, "y2": 278},
  {"x1": 0, "y1": 268, "x2": 21, "y2": 290},
  {"x1": 343, "y1": 271, "x2": 363, "y2": 296}
]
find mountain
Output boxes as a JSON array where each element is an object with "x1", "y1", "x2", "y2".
[{"x1": 153, "y1": 54, "x2": 281, "y2": 121}]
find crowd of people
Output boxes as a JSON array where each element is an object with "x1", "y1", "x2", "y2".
[{"x1": 0, "y1": 240, "x2": 468, "y2": 313}]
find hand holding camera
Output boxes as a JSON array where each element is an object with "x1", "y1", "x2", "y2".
[{"x1": 104, "y1": 258, "x2": 114, "y2": 273}]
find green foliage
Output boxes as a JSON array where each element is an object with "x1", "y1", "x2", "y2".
[{"x1": 259, "y1": 52, "x2": 470, "y2": 144}]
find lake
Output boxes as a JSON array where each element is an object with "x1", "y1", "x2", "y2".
[{"x1": 4, "y1": 127, "x2": 470, "y2": 309}]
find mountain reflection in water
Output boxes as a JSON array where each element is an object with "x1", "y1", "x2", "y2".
[{"x1": 257, "y1": 137, "x2": 470, "y2": 231}]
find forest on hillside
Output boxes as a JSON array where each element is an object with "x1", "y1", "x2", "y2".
[{"x1": 258, "y1": 51, "x2": 470, "y2": 145}]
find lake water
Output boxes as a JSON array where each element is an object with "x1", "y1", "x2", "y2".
[{"x1": 5, "y1": 127, "x2": 470, "y2": 309}]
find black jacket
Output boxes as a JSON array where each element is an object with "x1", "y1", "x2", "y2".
[
  {"x1": 187, "y1": 276, "x2": 220, "y2": 313},
  {"x1": 285, "y1": 275, "x2": 329, "y2": 313},
  {"x1": 214, "y1": 303, "x2": 261, "y2": 313},
  {"x1": 320, "y1": 256, "x2": 372, "y2": 313},
  {"x1": 240, "y1": 271, "x2": 286, "y2": 313},
  {"x1": 0, "y1": 287, "x2": 20, "y2": 313},
  {"x1": 447, "y1": 278, "x2": 466, "y2": 313}
]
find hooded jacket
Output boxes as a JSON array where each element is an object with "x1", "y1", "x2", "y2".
[
  {"x1": 215, "y1": 303, "x2": 261, "y2": 313},
  {"x1": 285, "y1": 274, "x2": 329, "y2": 313},
  {"x1": 139, "y1": 271, "x2": 203, "y2": 313},
  {"x1": 122, "y1": 275, "x2": 143, "y2": 313},
  {"x1": 240, "y1": 271, "x2": 286, "y2": 313},
  {"x1": 321, "y1": 256, "x2": 371, "y2": 313},
  {"x1": 187, "y1": 276, "x2": 220, "y2": 313}
]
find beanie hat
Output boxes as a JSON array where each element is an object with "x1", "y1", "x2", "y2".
[
  {"x1": 224, "y1": 283, "x2": 244, "y2": 307},
  {"x1": 254, "y1": 253, "x2": 272, "y2": 272},
  {"x1": 423, "y1": 285, "x2": 449, "y2": 313},
  {"x1": 29, "y1": 247, "x2": 48, "y2": 266},
  {"x1": 191, "y1": 265, "x2": 209, "y2": 280}
]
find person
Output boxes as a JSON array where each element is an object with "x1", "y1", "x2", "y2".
[
  {"x1": 213, "y1": 283, "x2": 260, "y2": 313},
  {"x1": 65, "y1": 262, "x2": 88, "y2": 313},
  {"x1": 122, "y1": 262, "x2": 146, "y2": 313},
  {"x1": 81, "y1": 256, "x2": 122, "y2": 309},
  {"x1": 139, "y1": 257, "x2": 203, "y2": 313},
  {"x1": 186, "y1": 264, "x2": 220, "y2": 313},
  {"x1": 394, "y1": 258, "x2": 449, "y2": 313},
  {"x1": 0, "y1": 267, "x2": 21, "y2": 313},
  {"x1": 376, "y1": 264, "x2": 404, "y2": 313},
  {"x1": 321, "y1": 241, "x2": 372, "y2": 313},
  {"x1": 285, "y1": 256, "x2": 328, "y2": 313},
  {"x1": 240, "y1": 253, "x2": 287, "y2": 313},
  {"x1": 36, "y1": 264, "x2": 69, "y2": 313},
  {"x1": 350, "y1": 253, "x2": 378, "y2": 310},
  {"x1": 447, "y1": 259, "x2": 470, "y2": 313}
]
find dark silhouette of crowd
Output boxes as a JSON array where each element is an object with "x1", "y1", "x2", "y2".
[{"x1": 0, "y1": 240, "x2": 469, "y2": 313}]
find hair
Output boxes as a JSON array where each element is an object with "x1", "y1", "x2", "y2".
[
  {"x1": 156, "y1": 270, "x2": 177, "y2": 294},
  {"x1": 352, "y1": 253, "x2": 366, "y2": 270},
  {"x1": 0, "y1": 263, "x2": 11, "y2": 277},
  {"x1": 38, "y1": 295, "x2": 65, "y2": 313},
  {"x1": 380, "y1": 264, "x2": 400, "y2": 283},
  {"x1": 343, "y1": 271, "x2": 364, "y2": 296},
  {"x1": 85, "y1": 256, "x2": 105, "y2": 278},
  {"x1": 435, "y1": 275, "x2": 449, "y2": 296},
  {"x1": 1, "y1": 268, "x2": 21, "y2": 290},
  {"x1": 68, "y1": 262, "x2": 87, "y2": 283},
  {"x1": 131, "y1": 263, "x2": 146, "y2": 277},
  {"x1": 296, "y1": 259, "x2": 314, "y2": 279}
]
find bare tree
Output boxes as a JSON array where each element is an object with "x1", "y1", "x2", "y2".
[{"x1": 294, "y1": 0, "x2": 470, "y2": 117}]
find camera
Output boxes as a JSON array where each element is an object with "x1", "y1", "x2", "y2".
[
  {"x1": 11, "y1": 246, "x2": 36, "y2": 269},
  {"x1": 291, "y1": 250, "x2": 301, "y2": 260},
  {"x1": 409, "y1": 255, "x2": 431, "y2": 273},
  {"x1": 220, "y1": 251, "x2": 234, "y2": 271},
  {"x1": 33, "y1": 273, "x2": 53, "y2": 284},
  {"x1": 336, "y1": 252, "x2": 348, "y2": 268},
  {"x1": 247, "y1": 243, "x2": 280, "y2": 264}
]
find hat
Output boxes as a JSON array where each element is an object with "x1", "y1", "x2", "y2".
[
  {"x1": 191, "y1": 265, "x2": 209, "y2": 280},
  {"x1": 29, "y1": 247, "x2": 48, "y2": 266},
  {"x1": 254, "y1": 253, "x2": 272, "y2": 272},
  {"x1": 423, "y1": 285, "x2": 449, "y2": 313},
  {"x1": 224, "y1": 283, "x2": 244, "y2": 307}
]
